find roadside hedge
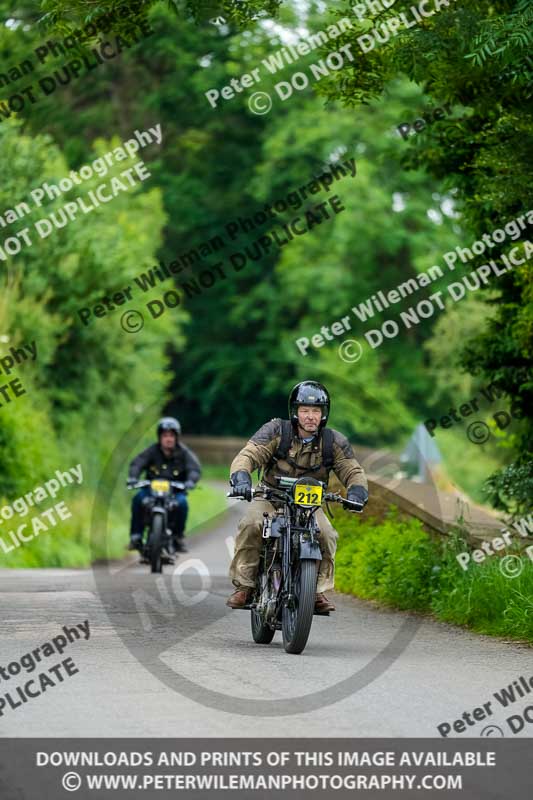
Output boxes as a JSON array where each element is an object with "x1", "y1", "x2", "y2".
[{"x1": 334, "y1": 508, "x2": 533, "y2": 642}]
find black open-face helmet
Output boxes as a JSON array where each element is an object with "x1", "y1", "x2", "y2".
[
  {"x1": 288, "y1": 381, "x2": 330, "y2": 430},
  {"x1": 157, "y1": 416, "x2": 181, "y2": 440}
]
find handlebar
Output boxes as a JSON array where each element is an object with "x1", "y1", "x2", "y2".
[
  {"x1": 127, "y1": 479, "x2": 186, "y2": 491},
  {"x1": 227, "y1": 487, "x2": 364, "y2": 512},
  {"x1": 325, "y1": 492, "x2": 364, "y2": 513},
  {"x1": 227, "y1": 487, "x2": 252, "y2": 501}
]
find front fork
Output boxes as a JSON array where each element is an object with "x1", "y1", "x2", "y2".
[{"x1": 261, "y1": 513, "x2": 322, "y2": 611}]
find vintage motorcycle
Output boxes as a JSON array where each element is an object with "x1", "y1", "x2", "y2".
[
  {"x1": 230, "y1": 476, "x2": 363, "y2": 654},
  {"x1": 127, "y1": 478, "x2": 186, "y2": 573}
]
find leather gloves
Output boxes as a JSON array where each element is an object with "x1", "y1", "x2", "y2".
[
  {"x1": 230, "y1": 470, "x2": 252, "y2": 501},
  {"x1": 347, "y1": 485, "x2": 368, "y2": 507}
]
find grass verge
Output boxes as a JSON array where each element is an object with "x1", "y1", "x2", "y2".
[
  {"x1": 0, "y1": 479, "x2": 228, "y2": 569},
  {"x1": 334, "y1": 507, "x2": 533, "y2": 642}
]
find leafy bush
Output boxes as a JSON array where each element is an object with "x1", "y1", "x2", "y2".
[
  {"x1": 484, "y1": 461, "x2": 533, "y2": 517},
  {"x1": 0, "y1": 118, "x2": 188, "y2": 568},
  {"x1": 0, "y1": 375, "x2": 61, "y2": 499},
  {"x1": 335, "y1": 509, "x2": 438, "y2": 611},
  {"x1": 334, "y1": 509, "x2": 533, "y2": 641}
]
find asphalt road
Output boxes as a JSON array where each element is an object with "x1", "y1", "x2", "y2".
[{"x1": 0, "y1": 495, "x2": 531, "y2": 738}]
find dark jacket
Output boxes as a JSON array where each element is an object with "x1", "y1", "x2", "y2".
[{"x1": 129, "y1": 442, "x2": 201, "y2": 484}]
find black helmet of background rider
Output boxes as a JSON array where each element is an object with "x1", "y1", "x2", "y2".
[
  {"x1": 157, "y1": 416, "x2": 181, "y2": 443},
  {"x1": 288, "y1": 381, "x2": 330, "y2": 432}
]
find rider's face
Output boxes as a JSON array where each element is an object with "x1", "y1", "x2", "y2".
[
  {"x1": 159, "y1": 430, "x2": 177, "y2": 452},
  {"x1": 297, "y1": 405, "x2": 322, "y2": 434}
]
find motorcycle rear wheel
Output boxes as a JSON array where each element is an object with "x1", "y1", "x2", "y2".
[
  {"x1": 282, "y1": 560, "x2": 317, "y2": 654},
  {"x1": 150, "y1": 514, "x2": 164, "y2": 574}
]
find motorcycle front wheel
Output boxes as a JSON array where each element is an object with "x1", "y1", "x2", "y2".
[
  {"x1": 282, "y1": 560, "x2": 317, "y2": 654},
  {"x1": 251, "y1": 567, "x2": 275, "y2": 645},
  {"x1": 149, "y1": 513, "x2": 164, "y2": 574}
]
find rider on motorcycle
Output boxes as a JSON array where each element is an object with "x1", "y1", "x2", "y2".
[
  {"x1": 227, "y1": 381, "x2": 368, "y2": 614},
  {"x1": 128, "y1": 417, "x2": 201, "y2": 554}
]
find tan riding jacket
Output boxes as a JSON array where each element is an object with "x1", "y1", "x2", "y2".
[{"x1": 230, "y1": 418, "x2": 367, "y2": 491}]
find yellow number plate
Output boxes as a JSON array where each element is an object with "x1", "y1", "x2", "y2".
[
  {"x1": 294, "y1": 485, "x2": 323, "y2": 507},
  {"x1": 151, "y1": 479, "x2": 170, "y2": 492}
]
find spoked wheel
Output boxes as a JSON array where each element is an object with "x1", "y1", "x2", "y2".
[
  {"x1": 251, "y1": 568, "x2": 276, "y2": 645},
  {"x1": 149, "y1": 514, "x2": 164, "y2": 573},
  {"x1": 282, "y1": 560, "x2": 317, "y2": 654}
]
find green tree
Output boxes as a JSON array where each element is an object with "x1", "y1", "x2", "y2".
[
  {"x1": 314, "y1": 0, "x2": 533, "y2": 511},
  {"x1": 0, "y1": 118, "x2": 181, "y2": 490},
  {"x1": 2, "y1": 0, "x2": 521, "y2": 504}
]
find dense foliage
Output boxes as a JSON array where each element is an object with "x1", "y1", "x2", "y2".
[
  {"x1": 316, "y1": 0, "x2": 533, "y2": 510},
  {"x1": 0, "y1": 0, "x2": 530, "y2": 519},
  {"x1": 335, "y1": 508, "x2": 533, "y2": 641}
]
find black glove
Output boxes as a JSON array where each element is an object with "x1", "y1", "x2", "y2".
[
  {"x1": 230, "y1": 470, "x2": 252, "y2": 501},
  {"x1": 184, "y1": 479, "x2": 196, "y2": 490},
  {"x1": 347, "y1": 485, "x2": 368, "y2": 508}
]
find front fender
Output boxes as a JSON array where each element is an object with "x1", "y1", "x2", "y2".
[{"x1": 299, "y1": 540, "x2": 322, "y2": 560}]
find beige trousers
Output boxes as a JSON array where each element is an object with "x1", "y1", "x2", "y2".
[{"x1": 229, "y1": 499, "x2": 338, "y2": 594}]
